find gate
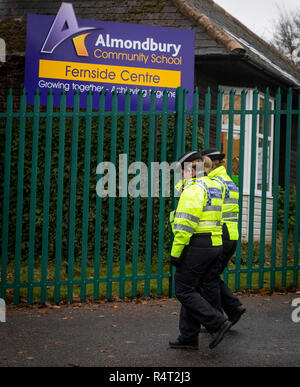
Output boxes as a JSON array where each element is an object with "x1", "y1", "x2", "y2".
[{"x1": 0, "y1": 87, "x2": 299, "y2": 304}]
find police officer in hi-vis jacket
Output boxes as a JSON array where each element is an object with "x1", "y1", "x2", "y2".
[
  {"x1": 201, "y1": 148, "x2": 246, "y2": 326},
  {"x1": 169, "y1": 151, "x2": 232, "y2": 350}
]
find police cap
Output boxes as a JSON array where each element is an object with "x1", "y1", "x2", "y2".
[{"x1": 201, "y1": 148, "x2": 225, "y2": 161}]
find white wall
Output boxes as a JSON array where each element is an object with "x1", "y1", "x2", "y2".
[{"x1": 241, "y1": 195, "x2": 273, "y2": 243}]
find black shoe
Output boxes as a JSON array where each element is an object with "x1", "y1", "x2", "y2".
[
  {"x1": 228, "y1": 306, "x2": 246, "y2": 326},
  {"x1": 169, "y1": 339, "x2": 199, "y2": 350},
  {"x1": 209, "y1": 320, "x2": 232, "y2": 349}
]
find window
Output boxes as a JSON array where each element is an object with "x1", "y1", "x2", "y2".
[
  {"x1": 255, "y1": 95, "x2": 274, "y2": 196},
  {"x1": 219, "y1": 87, "x2": 274, "y2": 197}
]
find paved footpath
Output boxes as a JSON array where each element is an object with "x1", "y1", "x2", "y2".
[{"x1": 0, "y1": 293, "x2": 300, "y2": 367}]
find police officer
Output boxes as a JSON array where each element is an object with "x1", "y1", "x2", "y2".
[
  {"x1": 201, "y1": 148, "x2": 246, "y2": 325},
  {"x1": 169, "y1": 151, "x2": 232, "y2": 350}
]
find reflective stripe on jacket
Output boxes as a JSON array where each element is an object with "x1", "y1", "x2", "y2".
[
  {"x1": 170, "y1": 176, "x2": 223, "y2": 259},
  {"x1": 208, "y1": 166, "x2": 239, "y2": 240}
]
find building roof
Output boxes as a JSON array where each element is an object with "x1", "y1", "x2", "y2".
[
  {"x1": 172, "y1": 0, "x2": 300, "y2": 87},
  {"x1": 1, "y1": 0, "x2": 300, "y2": 88}
]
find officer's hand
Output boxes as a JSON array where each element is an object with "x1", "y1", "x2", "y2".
[{"x1": 171, "y1": 256, "x2": 181, "y2": 267}]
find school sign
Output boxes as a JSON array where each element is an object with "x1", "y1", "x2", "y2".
[{"x1": 24, "y1": 2, "x2": 195, "y2": 109}]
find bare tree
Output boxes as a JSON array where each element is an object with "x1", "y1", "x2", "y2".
[{"x1": 270, "y1": 6, "x2": 300, "y2": 65}]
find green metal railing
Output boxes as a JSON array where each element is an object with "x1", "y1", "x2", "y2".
[{"x1": 0, "y1": 87, "x2": 299, "y2": 305}]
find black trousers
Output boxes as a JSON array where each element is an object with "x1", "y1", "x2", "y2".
[
  {"x1": 219, "y1": 238, "x2": 243, "y2": 316},
  {"x1": 174, "y1": 237, "x2": 226, "y2": 341}
]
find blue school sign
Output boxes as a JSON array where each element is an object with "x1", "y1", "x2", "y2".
[{"x1": 24, "y1": 2, "x2": 195, "y2": 110}]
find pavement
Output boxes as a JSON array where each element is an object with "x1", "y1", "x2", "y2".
[{"x1": 0, "y1": 293, "x2": 300, "y2": 367}]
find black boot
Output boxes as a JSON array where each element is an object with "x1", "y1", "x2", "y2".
[
  {"x1": 169, "y1": 338, "x2": 199, "y2": 350},
  {"x1": 209, "y1": 320, "x2": 232, "y2": 349},
  {"x1": 228, "y1": 306, "x2": 246, "y2": 326}
]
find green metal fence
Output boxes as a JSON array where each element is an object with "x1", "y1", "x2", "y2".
[{"x1": 0, "y1": 87, "x2": 299, "y2": 305}]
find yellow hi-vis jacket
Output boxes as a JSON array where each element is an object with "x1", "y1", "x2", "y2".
[
  {"x1": 170, "y1": 176, "x2": 224, "y2": 259},
  {"x1": 208, "y1": 166, "x2": 239, "y2": 241}
]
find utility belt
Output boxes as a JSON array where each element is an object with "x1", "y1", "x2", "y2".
[{"x1": 189, "y1": 233, "x2": 213, "y2": 248}]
